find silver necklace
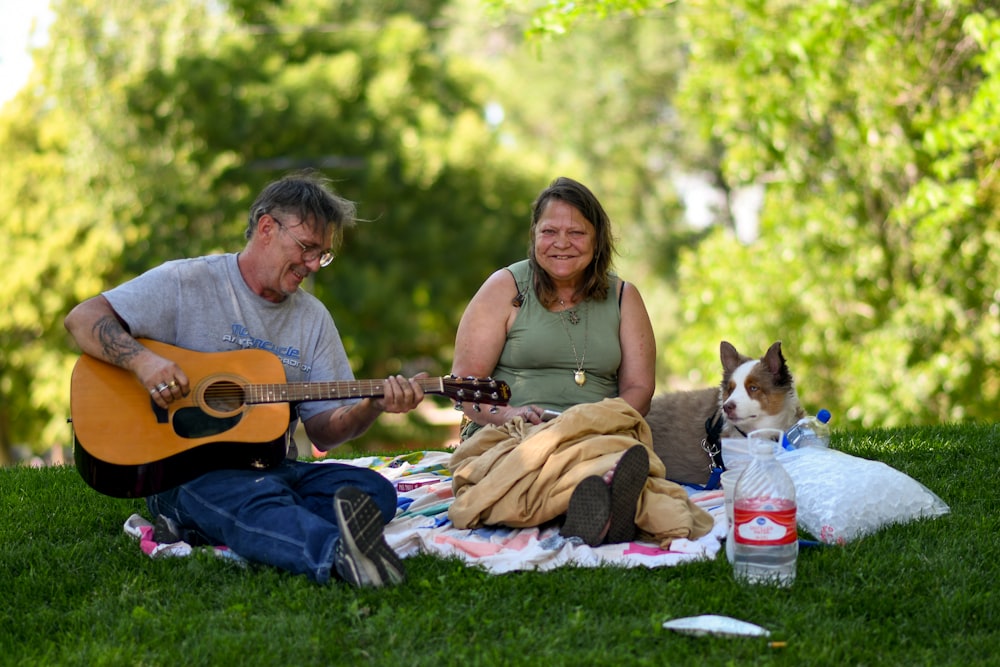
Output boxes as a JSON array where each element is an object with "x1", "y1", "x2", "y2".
[{"x1": 557, "y1": 300, "x2": 589, "y2": 386}]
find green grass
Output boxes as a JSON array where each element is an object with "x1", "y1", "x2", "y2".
[{"x1": 2, "y1": 423, "x2": 998, "y2": 666}]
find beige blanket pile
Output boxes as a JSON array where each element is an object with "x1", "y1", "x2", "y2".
[{"x1": 448, "y1": 398, "x2": 714, "y2": 548}]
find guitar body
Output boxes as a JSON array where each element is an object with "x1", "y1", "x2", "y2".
[
  {"x1": 72, "y1": 341, "x2": 291, "y2": 498},
  {"x1": 73, "y1": 431, "x2": 288, "y2": 500}
]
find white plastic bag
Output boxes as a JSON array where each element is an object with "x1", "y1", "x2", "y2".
[
  {"x1": 721, "y1": 429, "x2": 783, "y2": 476},
  {"x1": 777, "y1": 446, "x2": 950, "y2": 544}
]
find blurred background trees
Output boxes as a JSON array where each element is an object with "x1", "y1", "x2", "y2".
[
  {"x1": 1, "y1": 0, "x2": 996, "y2": 463},
  {"x1": 664, "y1": 0, "x2": 1000, "y2": 427}
]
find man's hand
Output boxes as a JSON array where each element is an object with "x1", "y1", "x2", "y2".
[
  {"x1": 307, "y1": 372, "x2": 429, "y2": 451},
  {"x1": 133, "y1": 349, "x2": 190, "y2": 409},
  {"x1": 373, "y1": 373, "x2": 427, "y2": 413}
]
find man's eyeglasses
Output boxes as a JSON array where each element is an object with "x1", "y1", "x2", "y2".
[{"x1": 271, "y1": 215, "x2": 335, "y2": 267}]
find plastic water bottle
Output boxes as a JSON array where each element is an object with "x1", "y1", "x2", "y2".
[
  {"x1": 781, "y1": 409, "x2": 832, "y2": 450},
  {"x1": 732, "y1": 440, "x2": 798, "y2": 587}
]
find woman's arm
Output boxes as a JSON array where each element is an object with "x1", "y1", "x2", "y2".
[
  {"x1": 617, "y1": 281, "x2": 656, "y2": 416},
  {"x1": 452, "y1": 269, "x2": 545, "y2": 428}
]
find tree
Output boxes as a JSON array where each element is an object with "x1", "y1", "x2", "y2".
[
  {"x1": 0, "y1": 0, "x2": 542, "y2": 461},
  {"x1": 124, "y1": 1, "x2": 541, "y2": 381},
  {"x1": 488, "y1": 0, "x2": 999, "y2": 427},
  {"x1": 668, "y1": 1, "x2": 999, "y2": 426},
  {"x1": 448, "y1": 0, "x2": 711, "y2": 380},
  {"x1": 0, "y1": 0, "x2": 187, "y2": 462}
]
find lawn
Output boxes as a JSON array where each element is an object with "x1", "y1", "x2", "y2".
[{"x1": 2, "y1": 423, "x2": 997, "y2": 666}]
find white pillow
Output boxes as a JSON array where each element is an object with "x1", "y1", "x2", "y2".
[{"x1": 776, "y1": 446, "x2": 950, "y2": 544}]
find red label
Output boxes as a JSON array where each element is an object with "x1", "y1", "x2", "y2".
[
  {"x1": 733, "y1": 506, "x2": 797, "y2": 546},
  {"x1": 395, "y1": 480, "x2": 438, "y2": 492}
]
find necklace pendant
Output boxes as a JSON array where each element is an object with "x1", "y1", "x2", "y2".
[
  {"x1": 567, "y1": 310, "x2": 580, "y2": 325},
  {"x1": 574, "y1": 370, "x2": 587, "y2": 386}
]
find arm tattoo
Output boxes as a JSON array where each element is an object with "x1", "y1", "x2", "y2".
[{"x1": 93, "y1": 315, "x2": 144, "y2": 367}]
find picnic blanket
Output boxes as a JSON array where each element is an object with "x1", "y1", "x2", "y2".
[{"x1": 124, "y1": 450, "x2": 727, "y2": 573}]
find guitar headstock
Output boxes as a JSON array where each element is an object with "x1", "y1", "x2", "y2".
[{"x1": 441, "y1": 375, "x2": 512, "y2": 411}]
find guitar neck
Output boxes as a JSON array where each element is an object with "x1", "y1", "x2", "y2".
[{"x1": 245, "y1": 377, "x2": 446, "y2": 404}]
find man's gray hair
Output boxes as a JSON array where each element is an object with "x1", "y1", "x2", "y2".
[{"x1": 246, "y1": 171, "x2": 357, "y2": 249}]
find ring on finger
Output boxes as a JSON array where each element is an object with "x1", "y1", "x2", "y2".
[
  {"x1": 155, "y1": 382, "x2": 169, "y2": 392},
  {"x1": 167, "y1": 380, "x2": 178, "y2": 389}
]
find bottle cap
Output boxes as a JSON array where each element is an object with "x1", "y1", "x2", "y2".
[{"x1": 817, "y1": 409, "x2": 831, "y2": 423}]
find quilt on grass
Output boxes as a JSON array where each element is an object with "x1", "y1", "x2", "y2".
[{"x1": 124, "y1": 450, "x2": 727, "y2": 573}]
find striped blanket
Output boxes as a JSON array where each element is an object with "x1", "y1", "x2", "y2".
[{"x1": 124, "y1": 450, "x2": 727, "y2": 573}]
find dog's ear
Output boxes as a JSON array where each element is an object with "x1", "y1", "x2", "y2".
[
  {"x1": 762, "y1": 342, "x2": 784, "y2": 373},
  {"x1": 763, "y1": 341, "x2": 794, "y2": 385},
  {"x1": 720, "y1": 341, "x2": 741, "y2": 373}
]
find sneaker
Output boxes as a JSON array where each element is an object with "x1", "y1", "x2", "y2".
[
  {"x1": 152, "y1": 514, "x2": 211, "y2": 546},
  {"x1": 560, "y1": 475, "x2": 611, "y2": 547},
  {"x1": 605, "y1": 444, "x2": 650, "y2": 544},
  {"x1": 332, "y1": 486, "x2": 406, "y2": 587},
  {"x1": 152, "y1": 514, "x2": 182, "y2": 544}
]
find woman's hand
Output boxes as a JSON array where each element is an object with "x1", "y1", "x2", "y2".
[{"x1": 504, "y1": 404, "x2": 545, "y2": 426}]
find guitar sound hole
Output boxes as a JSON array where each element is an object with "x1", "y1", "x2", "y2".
[{"x1": 203, "y1": 381, "x2": 246, "y2": 412}]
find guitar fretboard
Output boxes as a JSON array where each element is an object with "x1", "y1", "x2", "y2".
[{"x1": 245, "y1": 377, "x2": 447, "y2": 404}]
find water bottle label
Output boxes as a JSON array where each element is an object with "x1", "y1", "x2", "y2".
[{"x1": 733, "y1": 505, "x2": 797, "y2": 546}]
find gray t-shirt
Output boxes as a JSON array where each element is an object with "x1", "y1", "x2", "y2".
[{"x1": 103, "y1": 253, "x2": 356, "y2": 450}]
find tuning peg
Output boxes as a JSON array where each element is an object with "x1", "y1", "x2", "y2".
[{"x1": 453, "y1": 400, "x2": 463, "y2": 411}]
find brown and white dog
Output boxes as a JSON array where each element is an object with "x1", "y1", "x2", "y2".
[{"x1": 645, "y1": 341, "x2": 805, "y2": 486}]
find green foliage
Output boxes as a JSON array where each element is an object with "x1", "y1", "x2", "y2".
[
  {"x1": 113, "y1": 0, "x2": 545, "y2": 390},
  {"x1": 448, "y1": 0, "x2": 702, "y2": 376},
  {"x1": 4, "y1": 0, "x2": 999, "y2": 461},
  {"x1": 3, "y1": 424, "x2": 999, "y2": 665},
  {"x1": 664, "y1": 1, "x2": 1000, "y2": 427},
  {"x1": 485, "y1": 3, "x2": 1000, "y2": 427},
  {"x1": 485, "y1": 0, "x2": 676, "y2": 38},
  {"x1": 0, "y1": 0, "x2": 241, "y2": 462},
  {"x1": 480, "y1": 0, "x2": 1000, "y2": 428},
  {"x1": 0, "y1": 0, "x2": 543, "y2": 458}
]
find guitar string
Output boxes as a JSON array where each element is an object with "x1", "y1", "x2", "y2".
[{"x1": 190, "y1": 378, "x2": 505, "y2": 401}]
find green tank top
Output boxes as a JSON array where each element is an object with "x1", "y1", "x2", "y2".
[{"x1": 463, "y1": 260, "x2": 623, "y2": 439}]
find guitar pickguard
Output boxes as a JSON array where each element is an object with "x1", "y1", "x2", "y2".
[
  {"x1": 167, "y1": 378, "x2": 248, "y2": 438},
  {"x1": 172, "y1": 407, "x2": 244, "y2": 439}
]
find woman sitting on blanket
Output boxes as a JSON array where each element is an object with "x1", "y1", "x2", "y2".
[{"x1": 449, "y1": 176, "x2": 660, "y2": 547}]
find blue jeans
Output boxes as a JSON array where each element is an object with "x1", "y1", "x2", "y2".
[{"x1": 146, "y1": 460, "x2": 397, "y2": 584}]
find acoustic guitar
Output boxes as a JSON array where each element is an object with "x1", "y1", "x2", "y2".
[{"x1": 70, "y1": 339, "x2": 511, "y2": 498}]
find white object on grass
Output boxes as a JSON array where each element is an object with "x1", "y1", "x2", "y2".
[{"x1": 662, "y1": 614, "x2": 771, "y2": 638}]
